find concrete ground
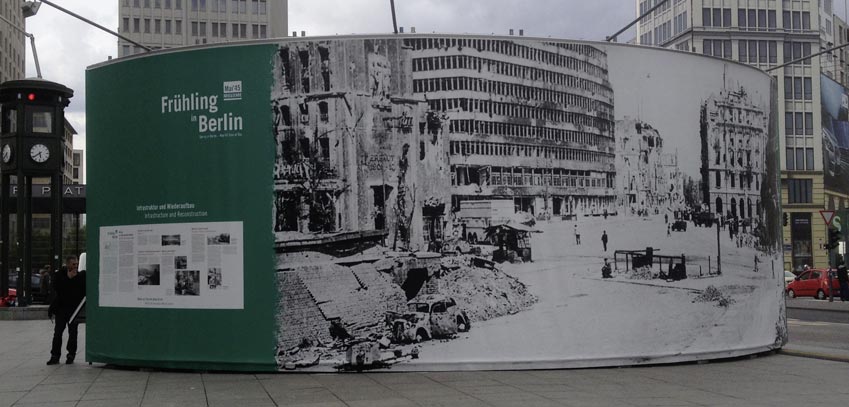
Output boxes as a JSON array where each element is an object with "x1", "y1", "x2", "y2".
[{"x1": 2, "y1": 320, "x2": 849, "y2": 407}]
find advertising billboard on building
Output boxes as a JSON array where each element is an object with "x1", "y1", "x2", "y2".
[
  {"x1": 821, "y1": 73, "x2": 849, "y2": 197},
  {"x1": 87, "y1": 35, "x2": 783, "y2": 372}
]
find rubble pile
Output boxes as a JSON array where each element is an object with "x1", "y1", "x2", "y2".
[
  {"x1": 693, "y1": 285, "x2": 736, "y2": 307},
  {"x1": 440, "y1": 256, "x2": 538, "y2": 321},
  {"x1": 628, "y1": 266, "x2": 654, "y2": 280}
]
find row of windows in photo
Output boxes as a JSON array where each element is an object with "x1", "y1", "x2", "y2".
[
  {"x1": 434, "y1": 99, "x2": 613, "y2": 133},
  {"x1": 452, "y1": 165, "x2": 613, "y2": 189},
  {"x1": 411, "y1": 55, "x2": 611, "y2": 98},
  {"x1": 402, "y1": 38, "x2": 606, "y2": 76},
  {"x1": 416, "y1": 77, "x2": 612, "y2": 117},
  {"x1": 412, "y1": 78, "x2": 613, "y2": 125},
  {"x1": 449, "y1": 139, "x2": 614, "y2": 165},
  {"x1": 711, "y1": 168, "x2": 761, "y2": 191},
  {"x1": 123, "y1": 0, "x2": 268, "y2": 15},
  {"x1": 428, "y1": 103, "x2": 609, "y2": 146},
  {"x1": 121, "y1": 16, "x2": 267, "y2": 39}
]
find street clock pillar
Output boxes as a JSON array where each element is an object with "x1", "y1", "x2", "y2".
[{"x1": 0, "y1": 79, "x2": 73, "y2": 306}]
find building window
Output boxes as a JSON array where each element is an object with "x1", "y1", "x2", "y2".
[
  {"x1": 133, "y1": 18, "x2": 140, "y2": 33},
  {"x1": 191, "y1": 0, "x2": 198, "y2": 11},
  {"x1": 165, "y1": 20, "x2": 172, "y2": 34},
  {"x1": 212, "y1": 22, "x2": 219, "y2": 37},
  {"x1": 788, "y1": 179, "x2": 813, "y2": 203},
  {"x1": 176, "y1": 0, "x2": 182, "y2": 9},
  {"x1": 240, "y1": 0, "x2": 246, "y2": 13},
  {"x1": 144, "y1": 18, "x2": 151, "y2": 33},
  {"x1": 192, "y1": 22, "x2": 198, "y2": 36},
  {"x1": 155, "y1": 0, "x2": 161, "y2": 8},
  {"x1": 123, "y1": 17, "x2": 130, "y2": 33},
  {"x1": 259, "y1": 0, "x2": 267, "y2": 15},
  {"x1": 200, "y1": 22, "x2": 206, "y2": 36},
  {"x1": 251, "y1": 0, "x2": 258, "y2": 14},
  {"x1": 176, "y1": 20, "x2": 182, "y2": 35},
  {"x1": 252, "y1": 24, "x2": 258, "y2": 38},
  {"x1": 790, "y1": 213, "x2": 812, "y2": 272},
  {"x1": 260, "y1": 24, "x2": 267, "y2": 38},
  {"x1": 155, "y1": 19, "x2": 161, "y2": 34}
]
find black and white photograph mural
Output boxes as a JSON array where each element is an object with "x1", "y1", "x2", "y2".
[{"x1": 272, "y1": 36, "x2": 783, "y2": 371}]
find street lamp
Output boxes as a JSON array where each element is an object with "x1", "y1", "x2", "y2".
[
  {"x1": 0, "y1": 4, "x2": 42, "y2": 78},
  {"x1": 22, "y1": 1, "x2": 151, "y2": 52}
]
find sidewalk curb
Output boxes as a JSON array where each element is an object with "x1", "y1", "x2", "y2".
[{"x1": 778, "y1": 348, "x2": 849, "y2": 363}]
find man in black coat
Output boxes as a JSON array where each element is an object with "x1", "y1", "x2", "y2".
[{"x1": 47, "y1": 255, "x2": 84, "y2": 365}]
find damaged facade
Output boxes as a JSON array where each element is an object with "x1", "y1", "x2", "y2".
[
  {"x1": 615, "y1": 117, "x2": 685, "y2": 214},
  {"x1": 699, "y1": 87, "x2": 768, "y2": 222},
  {"x1": 405, "y1": 37, "x2": 616, "y2": 217},
  {"x1": 272, "y1": 39, "x2": 451, "y2": 252}
]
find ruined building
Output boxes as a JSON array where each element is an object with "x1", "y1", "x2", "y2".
[
  {"x1": 405, "y1": 37, "x2": 617, "y2": 216},
  {"x1": 272, "y1": 39, "x2": 451, "y2": 252},
  {"x1": 614, "y1": 118, "x2": 684, "y2": 214},
  {"x1": 699, "y1": 87, "x2": 768, "y2": 221}
]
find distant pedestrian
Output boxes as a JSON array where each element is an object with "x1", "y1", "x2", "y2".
[
  {"x1": 667, "y1": 224, "x2": 671, "y2": 237},
  {"x1": 601, "y1": 258, "x2": 612, "y2": 278},
  {"x1": 47, "y1": 255, "x2": 84, "y2": 365},
  {"x1": 574, "y1": 224, "x2": 581, "y2": 245},
  {"x1": 603, "y1": 209, "x2": 608, "y2": 219},
  {"x1": 753, "y1": 254, "x2": 759, "y2": 272},
  {"x1": 664, "y1": 213, "x2": 668, "y2": 224},
  {"x1": 837, "y1": 258, "x2": 849, "y2": 302},
  {"x1": 601, "y1": 230, "x2": 608, "y2": 252}
]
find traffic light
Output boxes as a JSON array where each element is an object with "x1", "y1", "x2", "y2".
[
  {"x1": 783, "y1": 212, "x2": 788, "y2": 226},
  {"x1": 826, "y1": 226, "x2": 842, "y2": 251}
]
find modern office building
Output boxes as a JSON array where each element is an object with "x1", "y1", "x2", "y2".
[
  {"x1": 407, "y1": 37, "x2": 617, "y2": 217},
  {"x1": 636, "y1": 0, "x2": 832, "y2": 272},
  {"x1": 0, "y1": 0, "x2": 27, "y2": 83},
  {"x1": 118, "y1": 0, "x2": 289, "y2": 57}
]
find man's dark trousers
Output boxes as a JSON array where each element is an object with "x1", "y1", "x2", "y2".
[{"x1": 51, "y1": 312, "x2": 79, "y2": 359}]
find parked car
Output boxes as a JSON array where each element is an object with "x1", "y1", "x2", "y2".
[
  {"x1": 786, "y1": 268, "x2": 841, "y2": 299},
  {"x1": 784, "y1": 271, "x2": 795, "y2": 287},
  {"x1": 7, "y1": 272, "x2": 46, "y2": 304},
  {"x1": 389, "y1": 295, "x2": 471, "y2": 343},
  {"x1": 671, "y1": 220, "x2": 687, "y2": 232},
  {"x1": 0, "y1": 288, "x2": 15, "y2": 307}
]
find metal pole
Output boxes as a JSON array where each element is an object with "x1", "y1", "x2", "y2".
[
  {"x1": 0, "y1": 14, "x2": 41, "y2": 78},
  {"x1": 27, "y1": 34, "x2": 41, "y2": 79},
  {"x1": 390, "y1": 0, "x2": 398, "y2": 34},
  {"x1": 38, "y1": 0, "x2": 152, "y2": 51},
  {"x1": 766, "y1": 41, "x2": 849, "y2": 72},
  {"x1": 716, "y1": 219, "x2": 722, "y2": 275},
  {"x1": 606, "y1": 0, "x2": 669, "y2": 42},
  {"x1": 51, "y1": 173, "x2": 62, "y2": 283}
]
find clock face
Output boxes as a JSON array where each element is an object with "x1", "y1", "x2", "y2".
[
  {"x1": 1, "y1": 144, "x2": 10, "y2": 164},
  {"x1": 29, "y1": 144, "x2": 49, "y2": 163}
]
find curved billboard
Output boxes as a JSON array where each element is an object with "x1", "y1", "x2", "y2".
[{"x1": 86, "y1": 35, "x2": 784, "y2": 372}]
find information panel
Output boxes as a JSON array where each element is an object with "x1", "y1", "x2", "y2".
[{"x1": 98, "y1": 221, "x2": 244, "y2": 309}]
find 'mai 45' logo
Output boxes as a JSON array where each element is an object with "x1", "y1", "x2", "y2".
[{"x1": 223, "y1": 81, "x2": 242, "y2": 101}]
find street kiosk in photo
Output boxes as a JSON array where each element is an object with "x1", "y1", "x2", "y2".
[{"x1": 86, "y1": 35, "x2": 785, "y2": 372}]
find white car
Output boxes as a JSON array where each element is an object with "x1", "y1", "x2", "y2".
[{"x1": 784, "y1": 271, "x2": 795, "y2": 287}]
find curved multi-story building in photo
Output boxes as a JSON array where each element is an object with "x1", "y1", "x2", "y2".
[{"x1": 405, "y1": 37, "x2": 616, "y2": 217}]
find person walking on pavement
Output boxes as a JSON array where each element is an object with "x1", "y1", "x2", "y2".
[
  {"x1": 837, "y1": 257, "x2": 849, "y2": 302},
  {"x1": 47, "y1": 255, "x2": 84, "y2": 365},
  {"x1": 601, "y1": 230, "x2": 608, "y2": 252}
]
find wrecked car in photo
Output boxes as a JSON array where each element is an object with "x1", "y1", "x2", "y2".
[{"x1": 389, "y1": 294, "x2": 471, "y2": 343}]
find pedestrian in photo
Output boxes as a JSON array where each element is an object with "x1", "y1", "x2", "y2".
[
  {"x1": 664, "y1": 213, "x2": 668, "y2": 224},
  {"x1": 601, "y1": 230, "x2": 608, "y2": 252},
  {"x1": 837, "y1": 257, "x2": 849, "y2": 302},
  {"x1": 47, "y1": 255, "x2": 85, "y2": 365},
  {"x1": 601, "y1": 258, "x2": 612, "y2": 278},
  {"x1": 667, "y1": 224, "x2": 671, "y2": 237},
  {"x1": 574, "y1": 223, "x2": 581, "y2": 245}
]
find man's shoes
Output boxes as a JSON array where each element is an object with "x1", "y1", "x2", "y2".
[
  {"x1": 66, "y1": 355, "x2": 75, "y2": 364},
  {"x1": 46, "y1": 358, "x2": 60, "y2": 365}
]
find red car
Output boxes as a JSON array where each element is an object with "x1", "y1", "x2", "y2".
[
  {"x1": 786, "y1": 268, "x2": 842, "y2": 300},
  {"x1": 0, "y1": 288, "x2": 16, "y2": 307}
]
